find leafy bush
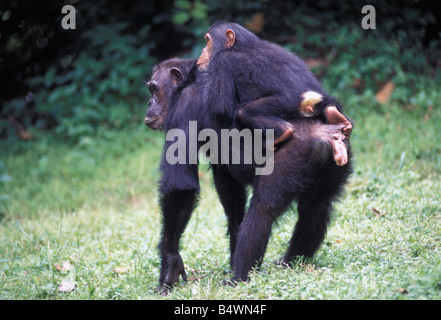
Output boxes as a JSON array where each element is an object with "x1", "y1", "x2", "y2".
[
  {"x1": 281, "y1": 18, "x2": 441, "y2": 118},
  {"x1": 2, "y1": 0, "x2": 440, "y2": 141},
  {"x1": 24, "y1": 23, "x2": 156, "y2": 141}
]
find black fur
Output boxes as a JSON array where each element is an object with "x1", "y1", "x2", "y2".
[
  {"x1": 148, "y1": 58, "x2": 352, "y2": 290},
  {"x1": 204, "y1": 22, "x2": 346, "y2": 140}
]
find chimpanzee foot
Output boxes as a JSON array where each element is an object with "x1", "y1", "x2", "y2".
[
  {"x1": 158, "y1": 253, "x2": 187, "y2": 295},
  {"x1": 325, "y1": 106, "x2": 352, "y2": 138}
]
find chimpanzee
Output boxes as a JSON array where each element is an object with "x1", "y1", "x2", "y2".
[
  {"x1": 145, "y1": 58, "x2": 352, "y2": 292},
  {"x1": 197, "y1": 21, "x2": 352, "y2": 166}
]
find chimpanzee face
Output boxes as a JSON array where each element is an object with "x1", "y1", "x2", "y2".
[
  {"x1": 145, "y1": 66, "x2": 184, "y2": 130},
  {"x1": 145, "y1": 77, "x2": 164, "y2": 130},
  {"x1": 196, "y1": 33, "x2": 213, "y2": 71},
  {"x1": 196, "y1": 29, "x2": 235, "y2": 71}
]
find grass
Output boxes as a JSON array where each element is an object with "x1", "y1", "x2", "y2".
[{"x1": 1, "y1": 100, "x2": 441, "y2": 300}]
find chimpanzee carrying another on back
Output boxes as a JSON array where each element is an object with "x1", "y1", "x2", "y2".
[
  {"x1": 145, "y1": 58, "x2": 352, "y2": 292},
  {"x1": 197, "y1": 22, "x2": 352, "y2": 166}
]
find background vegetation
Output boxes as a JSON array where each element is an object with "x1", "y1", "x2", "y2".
[{"x1": 1, "y1": 0, "x2": 440, "y2": 300}]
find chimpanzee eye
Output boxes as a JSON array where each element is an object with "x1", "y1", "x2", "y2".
[{"x1": 148, "y1": 81, "x2": 159, "y2": 94}]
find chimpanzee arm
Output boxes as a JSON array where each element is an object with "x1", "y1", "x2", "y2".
[
  {"x1": 204, "y1": 52, "x2": 240, "y2": 119},
  {"x1": 158, "y1": 149, "x2": 200, "y2": 292},
  {"x1": 205, "y1": 52, "x2": 295, "y2": 146}
]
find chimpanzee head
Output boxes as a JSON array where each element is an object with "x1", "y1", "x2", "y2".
[
  {"x1": 197, "y1": 22, "x2": 259, "y2": 71},
  {"x1": 145, "y1": 59, "x2": 184, "y2": 130},
  {"x1": 145, "y1": 58, "x2": 193, "y2": 130}
]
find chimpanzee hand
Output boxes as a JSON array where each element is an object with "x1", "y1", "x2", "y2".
[{"x1": 159, "y1": 253, "x2": 187, "y2": 294}]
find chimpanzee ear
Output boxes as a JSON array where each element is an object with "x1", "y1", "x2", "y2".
[
  {"x1": 225, "y1": 29, "x2": 235, "y2": 48},
  {"x1": 170, "y1": 67, "x2": 184, "y2": 83}
]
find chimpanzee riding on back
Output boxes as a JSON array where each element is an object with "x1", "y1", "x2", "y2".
[
  {"x1": 145, "y1": 57, "x2": 353, "y2": 292},
  {"x1": 196, "y1": 21, "x2": 352, "y2": 166}
]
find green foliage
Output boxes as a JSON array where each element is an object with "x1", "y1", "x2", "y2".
[
  {"x1": 22, "y1": 23, "x2": 156, "y2": 141},
  {"x1": 173, "y1": 0, "x2": 209, "y2": 25},
  {"x1": 283, "y1": 23, "x2": 441, "y2": 120},
  {"x1": 2, "y1": 0, "x2": 441, "y2": 142}
]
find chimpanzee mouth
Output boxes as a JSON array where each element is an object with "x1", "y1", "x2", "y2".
[{"x1": 145, "y1": 115, "x2": 159, "y2": 126}]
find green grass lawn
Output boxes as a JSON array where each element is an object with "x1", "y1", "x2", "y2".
[{"x1": 1, "y1": 103, "x2": 440, "y2": 300}]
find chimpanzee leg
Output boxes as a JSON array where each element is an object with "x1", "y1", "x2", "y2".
[
  {"x1": 299, "y1": 92, "x2": 352, "y2": 166},
  {"x1": 159, "y1": 189, "x2": 199, "y2": 291},
  {"x1": 281, "y1": 197, "x2": 333, "y2": 263},
  {"x1": 211, "y1": 165, "x2": 247, "y2": 266},
  {"x1": 300, "y1": 92, "x2": 353, "y2": 139},
  {"x1": 236, "y1": 96, "x2": 298, "y2": 146},
  {"x1": 230, "y1": 196, "x2": 286, "y2": 282}
]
